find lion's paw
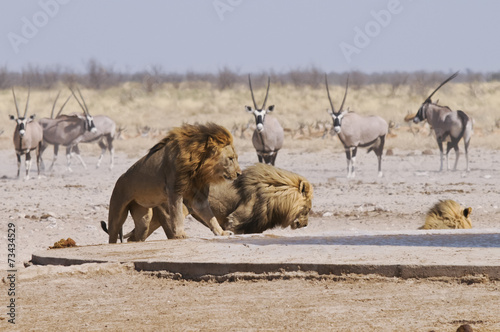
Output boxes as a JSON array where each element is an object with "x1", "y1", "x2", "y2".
[
  {"x1": 171, "y1": 233, "x2": 187, "y2": 239},
  {"x1": 221, "y1": 230, "x2": 234, "y2": 236}
]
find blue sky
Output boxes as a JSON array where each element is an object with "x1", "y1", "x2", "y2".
[{"x1": 1, "y1": 0, "x2": 499, "y2": 74}]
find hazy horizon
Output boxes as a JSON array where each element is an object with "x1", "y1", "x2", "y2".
[{"x1": 2, "y1": 1, "x2": 500, "y2": 74}]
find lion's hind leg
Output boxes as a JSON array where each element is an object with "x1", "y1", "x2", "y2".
[
  {"x1": 108, "y1": 197, "x2": 130, "y2": 244},
  {"x1": 124, "y1": 204, "x2": 190, "y2": 241},
  {"x1": 129, "y1": 202, "x2": 153, "y2": 242}
]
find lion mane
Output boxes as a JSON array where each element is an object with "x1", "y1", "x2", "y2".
[
  {"x1": 104, "y1": 122, "x2": 241, "y2": 243},
  {"x1": 122, "y1": 163, "x2": 313, "y2": 241},
  {"x1": 419, "y1": 199, "x2": 472, "y2": 230},
  {"x1": 147, "y1": 122, "x2": 235, "y2": 197},
  {"x1": 221, "y1": 163, "x2": 314, "y2": 233}
]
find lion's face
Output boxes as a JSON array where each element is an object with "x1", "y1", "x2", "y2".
[
  {"x1": 290, "y1": 197, "x2": 312, "y2": 229},
  {"x1": 289, "y1": 179, "x2": 313, "y2": 230},
  {"x1": 213, "y1": 144, "x2": 241, "y2": 182}
]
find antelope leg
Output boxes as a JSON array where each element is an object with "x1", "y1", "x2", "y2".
[{"x1": 16, "y1": 153, "x2": 21, "y2": 178}]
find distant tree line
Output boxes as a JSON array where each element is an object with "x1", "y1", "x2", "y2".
[{"x1": 0, "y1": 59, "x2": 498, "y2": 92}]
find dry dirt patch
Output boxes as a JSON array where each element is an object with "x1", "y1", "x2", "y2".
[
  {"x1": 2, "y1": 264, "x2": 499, "y2": 331},
  {"x1": 1, "y1": 147, "x2": 499, "y2": 330}
]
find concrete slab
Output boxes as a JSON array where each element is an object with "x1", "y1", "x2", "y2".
[{"x1": 32, "y1": 229, "x2": 500, "y2": 279}]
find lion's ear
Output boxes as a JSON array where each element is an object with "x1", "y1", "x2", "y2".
[
  {"x1": 299, "y1": 180, "x2": 311, "y2": 197},
  {"x1": 463, "y1": 207, "x2": 472, "y2": 218},
  {"x1": 206, "y1": 137, "x2": 218, "y2": 151}
]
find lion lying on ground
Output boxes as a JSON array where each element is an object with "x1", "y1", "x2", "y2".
[
  {"x1": 419, "y1": 199, "x2": 472, "y2": 229},
  {"x1": 103, "y1": 123, "x2": 241, "y2": 243},
  {"x1": 123, "y1": 163, "x2": 314, "y2": 241}
]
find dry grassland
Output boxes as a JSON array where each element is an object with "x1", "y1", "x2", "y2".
[{"x1": 1, "y1": 81, "x2": 500, "y2": 156}]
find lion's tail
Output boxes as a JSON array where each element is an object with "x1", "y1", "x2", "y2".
[
  {"x1": 100, "y1": 220, "x2": 109, "y2": 233},
  {"x1": 100, "y1": 221, "x2": 123, "y2": 243}
]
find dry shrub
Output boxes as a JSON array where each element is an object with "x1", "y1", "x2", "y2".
[{"x1": 50, "y1": 238, "x2": 77, "y2": 249}]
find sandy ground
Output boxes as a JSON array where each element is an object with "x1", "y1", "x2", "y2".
[{"x1": 1, "y1": 144, "x2": 500, "y2": 331}]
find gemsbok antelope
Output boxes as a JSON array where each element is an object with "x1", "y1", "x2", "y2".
[
  {"x1": 50, "y1": 91, "x2": 117, "y2": 169},
  {"x1": 38, "y1": 88, "x2": 97, "y2": 172},
  {"x1": 9, "y1": 88, "x2": 43, "y2": 179},
  {"x1": 325, "y1": 75, "x2": 388, "y2": 178},
  {"x1": 245, "y1": 75, "x2": 284, "y2": 165},
  {"x1": 412, "y1": 71, "x2": 473, "y2": 172},
  {"x1": 69, "y1": 115, "x2": 117, "y2": 170}
]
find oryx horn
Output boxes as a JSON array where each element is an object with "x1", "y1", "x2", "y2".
[
  {"x1": 248, "y1": 75, "x2": 258, "y2": 109},
  {"x1": 11, "y1": 88, "x2": 20, "y2": 118},
  {"x1": 77, "y1": 87, "x2": 90, "y2": 115},
  {"x1": 261, "y1": 76, "x2": 271, "y2": 110},
  {"x1": 55, "y1": 95, "x2": 73, "y2": 118},
  {"x1": 425, "y1": 71, "x2": 459, "y2": 103},
  {"x1": 338, "y1": 75, "x2": 349, "y2": 112},
  {"x1": 23, "y1": 86, "x2": 31, "y2": 118},
  {"x1": 325, "y1": 74, "x2": 336, "y2": 113},
  {"x1": 50, "y1": 91, "x2": 62, "y2": 119},
  {"x1": 69, "y1": 87, "x2": 88, "y2": 115}
]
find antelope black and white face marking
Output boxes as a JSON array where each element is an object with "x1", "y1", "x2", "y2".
[
  {"x1": 11, "y1": 116, "x2": 27, "y2": 137},
  {"x1": 10, "y1": 114, "x2": 36, "y2": 138},
  {"x1": 329, "y1": 110, "x2": 347, "y2": 134},
  {"x1": 413, "y1": 102, "x2": 429, "y2": 124},
  {"x1": 77, "y1": 113, "x2": 97, "y2": 133},
  {"x1": 85, "y1": 114, "x2": 97, "y2": 133},
  {"x1": 245, "y1": 105, "x2": 275, "y2": 133}
]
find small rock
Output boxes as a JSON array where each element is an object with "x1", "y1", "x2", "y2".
[
  {"x1": 46, "y1": 222, "x2": 57, "y2": 229},
  {"x1": 456, "y1": 324, "x2": 473, "y2": 332},
  {"x1": 414, "y1": 171, "x2": 428, "y2": 177}
]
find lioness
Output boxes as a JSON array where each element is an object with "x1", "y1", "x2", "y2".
[
  {"x1": 124, "y1": 163, "x2": 313, "y2": 241},
  {"x1": 105, "y1": 123, "x2": 241, "y2": 243}
]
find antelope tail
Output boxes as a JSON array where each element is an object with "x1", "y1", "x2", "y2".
[{"x1": 455, "y1": 110, "x2": 470, "y2": 143}]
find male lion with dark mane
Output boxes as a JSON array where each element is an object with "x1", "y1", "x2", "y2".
[
  {"x1": 124, "y1": 163, "x2": 313, "y2": 241},
  {"x1": 104, "y1": 123, "x2": 241, "y2": 243}
]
